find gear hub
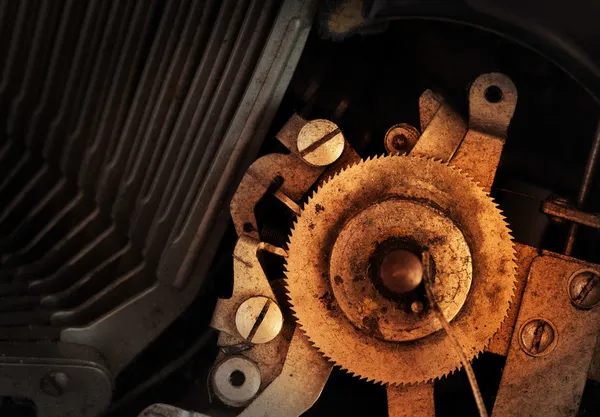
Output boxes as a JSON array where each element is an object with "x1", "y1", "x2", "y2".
[{"x1": 285, "y1": 155, "x2": 516, "y2": 385}]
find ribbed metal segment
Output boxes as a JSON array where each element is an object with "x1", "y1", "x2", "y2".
[{"x1": 0, "y1": 0, "x2": 310, "y2": 356}]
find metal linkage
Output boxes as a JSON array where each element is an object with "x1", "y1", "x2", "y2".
[{"x1": 209, "y1": 112, "x2": 345, "y2": 414}]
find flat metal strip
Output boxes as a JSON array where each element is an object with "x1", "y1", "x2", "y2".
[{"x1": 493, "y1": 253, "x2": 600, "y2": 417}]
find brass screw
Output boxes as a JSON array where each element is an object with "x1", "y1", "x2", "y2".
[
  {"x1": 519, "y1": 318, "x2": 556, "y2": 356},
  {"x1": 569, "y1": 269, "x2": 600, "y2": 309},
  {"x1": 235, "y1": 296, "x2": 283, "y2": 344},
  {"x1": 297, "y1": 119, "x2": 345, "y2": 166}
]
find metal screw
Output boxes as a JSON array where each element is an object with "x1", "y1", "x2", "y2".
[
  {"x1": 39, "y1": 372, "x2": 69, "y2": 397},
  {"x1": 519, "y1": 318, "x2": 556, "y2": 356},
  {"x1": 297, "y1": 119, "x2": 345, "y2": 166},
  {"x1": 410, "y1": 301, "x2": 424, "y2": 314},
  {"x1": 569, "y1": 269, "x2": 600, "y2": 309},
  {"x1": 235, "y1": 296, "x2": 283, "y2": 344},
  {"x1": 384, "y1": 123, "x2": 420, "y2": 154}
]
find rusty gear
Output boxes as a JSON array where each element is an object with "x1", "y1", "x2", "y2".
[{"x1": 284, "y1": 155, "x2": 516, "y2": 385}]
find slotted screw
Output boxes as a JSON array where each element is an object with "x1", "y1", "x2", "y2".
[
  {"x1": 297, "y1": 119, "x2": 345, "y2": 166},
  {"x1": 519, "y1": 318, "x2": 556, "y2": 356},
  {"x1": 569, "y1": 269, "x2": 600, "y2": 309},
  {"x1": 235, "y1": 296, "x2": 283, "y2": 344}
]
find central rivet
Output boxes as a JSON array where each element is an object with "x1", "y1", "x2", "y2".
[{"x1": 378, "y1": 249, "x2": 423, "y2": 294}]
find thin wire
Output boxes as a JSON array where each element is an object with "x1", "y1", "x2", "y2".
[{"x1": 422, "y1": 251, "x2": 488, "y2": 417}]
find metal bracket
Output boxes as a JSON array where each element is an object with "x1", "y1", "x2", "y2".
[
  {"x1": 450, "y1": 73, "x2": 518, "y2": 191},
  {"x1": 411, "y1": 90, "x2": 468, "y2": 162},
  {"x1": 0, "y1": 342, "x2": 112, "y2": 417},
  {"x1": 493, "y1": 253, "x2": 600, "y2": 417}
]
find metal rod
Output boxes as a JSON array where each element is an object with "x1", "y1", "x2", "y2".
[{"x1": 565, "y1": 118, "x2": 600, "y2": 255}]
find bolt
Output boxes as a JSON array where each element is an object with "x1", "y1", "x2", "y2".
[
  {"x1": 569, "y1": 269, "x2": 600, "y2": 309},
  {"x1": 297, "y1": 119, "x2": 345, "y2": 166},
  {"x1": 519, "y1": 318, "x2": 556, "y2": 356},
  {"x1": 39, "y1": 372, "x2": 69, "y2": 397},
  {"x1": 235, "y1": 296, "x2": 283, "y2": 344},
  {"x1": 379, "y1": 249, "x2": 423, "y2": 294},
  {"x1": 384, "y1": 123, "x2": 420, "y2": 154}
]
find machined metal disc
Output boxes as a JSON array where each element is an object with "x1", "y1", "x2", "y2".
[{"x1": 285, "y1": 155, "x2": 516, "y2": 385}]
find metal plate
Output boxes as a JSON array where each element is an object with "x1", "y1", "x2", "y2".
[{"x1": 493, "y1": 252, "x2": 600, "y2": 417}]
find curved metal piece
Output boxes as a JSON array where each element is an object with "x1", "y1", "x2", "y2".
[
  {"x1": 238, "y1": 328, "x2": 332, "y2": 417},
  {"x1": 449, "y1": 73, "x2": 518, "y2": 191}
]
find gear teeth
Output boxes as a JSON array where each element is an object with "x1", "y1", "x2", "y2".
[{"x1": 285, "y1": 154, "x2": 516, "y2": 386}]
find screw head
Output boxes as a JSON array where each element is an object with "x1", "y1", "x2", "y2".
[
  {"x1": 40, "y1": 371, "x2": 69, "y2": 397},
  {"x1": 410, "y1": 301, "x2": 424, "y2": 314},
  {"x1": 235, "y1": 296, "x2": 283, "y2": 344},
  {"x1": 297, "y1": 119, "x2": 345, "y2": 166},
  {"x1": 568, "y1": 269, "x2": 600, "y2": 309},
  {"x1": 519, "y1": 318, "x2": 557, "y2": 356},
  {"x1": 384, "y1": 123, "x2": 420, "y2": 154}
]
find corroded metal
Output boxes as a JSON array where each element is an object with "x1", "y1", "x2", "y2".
[
  {"x1": 493, "y1": 253, "x2": 600, "y2": 417},
  {"x1": 411, "y1": 91, "x2": 467, "y2": 162},
  {"x1": 384, "y1": 123, "x2": 420, "y2": 154},
  {"x1": 487, "y1": 243, "x2": 538, "y2": 356},
  {"x1": 285, "y1": 155, "x2": 516, "y2": 385},
  {"x1": 387, "y1": 383, "x2": 435, "y2": 417},
  {"x1": 450, "y1": 73, "x2": 518, "y2": 191},
  {"x1": 329, "y1": 198, "x2": 473, "y2": 342}
]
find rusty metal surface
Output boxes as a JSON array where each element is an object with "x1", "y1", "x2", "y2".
[
  {"x1": 230, "y1": 114, "x2": 355, "y2": 238},
  {"x1": 493, "y1": 253, "x2": 600, "y2": 417},
  {"x1": 210, "y1": 237, "x2": 291, "y2": 402},
  {"x1": 384, "y1": 123, "x2": 420, "y2": 154},
  {"x1": 588, "y1": 340, "x2": 600, "y2": 382},
  {"x1": 450, "y1": 73, "x2": 517, "y2": 191},
  {"x1": 487, "y1": 243, "x2": 538, "y2": 356},
  {"x1": 275, "y1": 113, "x2": 309, "y2": 154},
  {"x1": 387, "y1": 383, "x2": 435, "y2": 417},
  {"x1": 285, "y1": 155, "x2": 515, "y2": 385},
  {"x1": 237, "y1": 328, "x2": 332, "y2": 417},
  {"x1": 230, "y1": 152, "x2": 323, "y2": 237},
  {"x1": 411, "y1": 91, "x2": 467, "y2": 162},
  {"x1": 329, "y1": 198, "x2": 473, "y2": 342},
  {"x1": 542, "y1": 196, "x2": 600, "y2": 229},
  {"x1": 418, "y1": 89, "x2": 443, "y2": 132}
]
